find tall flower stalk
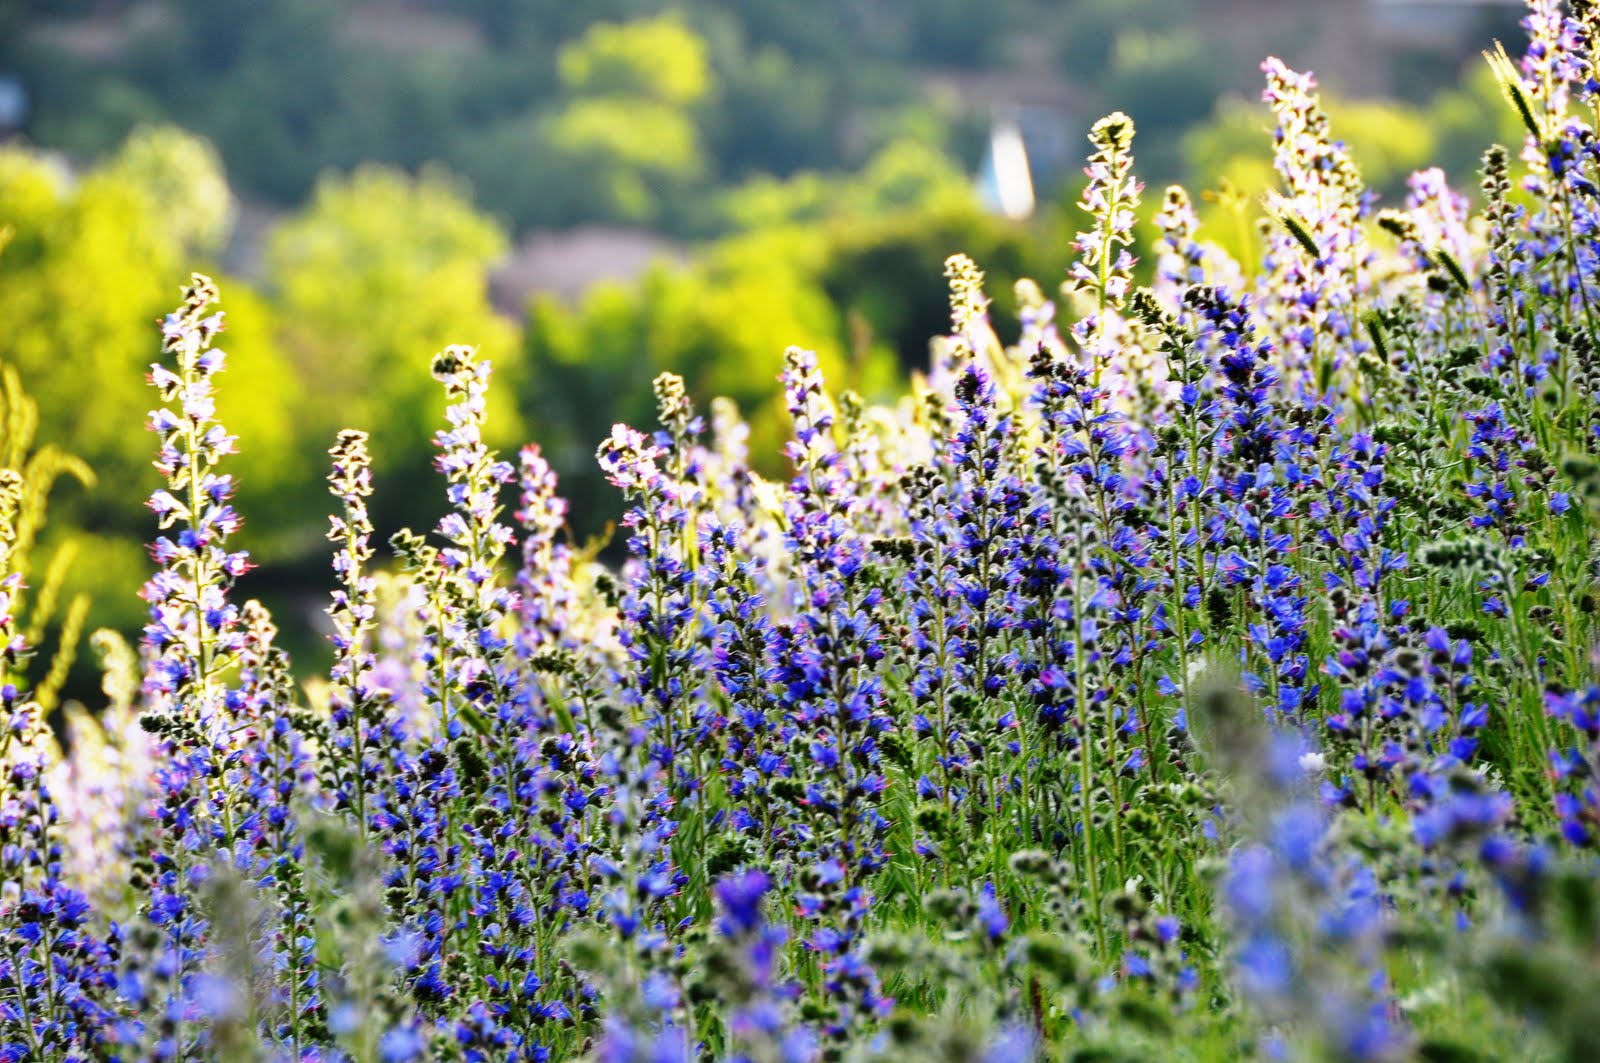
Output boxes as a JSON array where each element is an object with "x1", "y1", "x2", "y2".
[
  {"x1": 133, "y1": 273, "x2": 254, "y2": 1057},
  {"x1": 324, "y1": 428, "x2": 388, "y2": 838}
]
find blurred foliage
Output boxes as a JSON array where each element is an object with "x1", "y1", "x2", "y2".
[
  {"x1": 7, "y1": 1, "x2": 1510, "y2": 236},
  {"x1": 0, "y1": 139, "x2": 190, "y2": 524},
  {"x1": 1102, "y1": 27, "x2": 1240, "y2": 180},
  {"x1": 557, "y1": 13, "x2": 710, "y2": 105},
  {"x1": 98, "y1": 126, "x2": 233, "y2": 256},
  {"x1": 719, "y1": 138, "x2": 975, "y2": 230}
]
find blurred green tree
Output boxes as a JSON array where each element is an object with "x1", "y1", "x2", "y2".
[
  {"x1": 698, "y1": 20, "x2": 837, "y2": 182},
  {"x1": 454, "y1": 13, "x2": 716, "y2": 230},
  {"x1": 98, "y1": 125, "x2": 234, "y2": 257},
  {"x1": 557, "y1": 12, "x2": 711, "y2": 104},
  {"x1": 0, "y1": 134, "x2": 303, "y2": 634}
]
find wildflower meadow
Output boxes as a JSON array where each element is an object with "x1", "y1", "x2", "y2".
[{"x1": 7, "y1": 2, "x2": 1600, "y2": 1061}]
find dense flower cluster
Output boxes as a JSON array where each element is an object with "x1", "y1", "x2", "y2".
[{"x1": 5, "y1": 4, "x2": 1600, "y2": 1060}]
